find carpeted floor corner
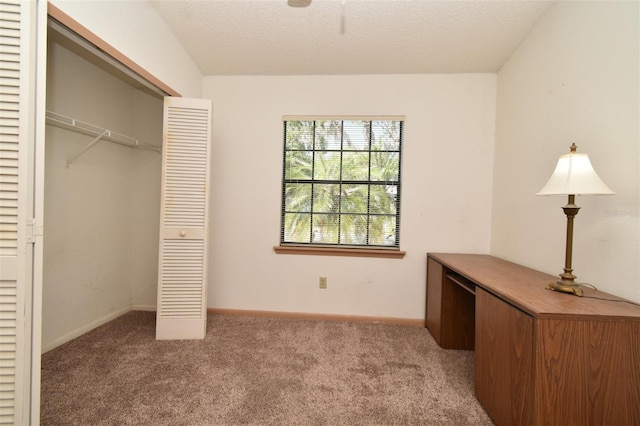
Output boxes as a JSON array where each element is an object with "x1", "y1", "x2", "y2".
[{"x1": 41, "y1": 311, "x2": 493, "y2": 425}]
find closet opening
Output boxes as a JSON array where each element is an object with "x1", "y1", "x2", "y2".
[
  {"x1": 47, "y1": 4, "x2": 178, "y2": 99},
  {"x1": 41, "y1": 6, "x2": 175, "y2": 353}
]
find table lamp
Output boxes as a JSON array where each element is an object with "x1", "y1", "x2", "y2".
[{"x1": 536, "y1": 143, "x2": 614, "y2": 296}]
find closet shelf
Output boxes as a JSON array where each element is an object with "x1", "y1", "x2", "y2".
[{"x1": 46, "y1": 111, "x2": 161, "y2": 166}]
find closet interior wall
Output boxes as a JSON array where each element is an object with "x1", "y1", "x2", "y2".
[{"x1": 42, "y1": 37, "x2": 163, "y2": 352}]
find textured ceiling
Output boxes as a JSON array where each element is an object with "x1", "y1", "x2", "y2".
[{"x1": 150, "y1": 0, "x2": 555, "y2": 76}]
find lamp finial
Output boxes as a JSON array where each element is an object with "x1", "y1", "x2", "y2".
[{"x1": 570, "y1": 143, "x2": 577, "y2": 153}]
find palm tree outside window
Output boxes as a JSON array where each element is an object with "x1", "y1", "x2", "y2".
[{"x1": 280, "y1": 117, "x2": 403, "y2": 249}]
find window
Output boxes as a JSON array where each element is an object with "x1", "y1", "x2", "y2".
[{"x1": 280, "y1": 117, "x2": 403, "y2": 250}]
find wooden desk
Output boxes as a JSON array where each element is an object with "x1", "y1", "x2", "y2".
[{"x1": 426, "y1": 253, "x2": 640, "y2": 426}]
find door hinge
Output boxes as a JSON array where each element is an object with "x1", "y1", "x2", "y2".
[{"x1": 26, "y1": 218, "x2": 43, "y2": 243}]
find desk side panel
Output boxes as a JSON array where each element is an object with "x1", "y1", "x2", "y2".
[
  {"x1": 535, "y1": 318, "x2": 640, "y2": 426},
  {"x1": 426, "y1": 257, "x2": 443, "y2": 344}
]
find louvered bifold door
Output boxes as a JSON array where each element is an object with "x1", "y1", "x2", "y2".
[
  {"x1": 1, "y1": 0, "x2": 39, "y2": 424},
  {"x1": 0, "y1": 3, "x2": 21, "y2": 421},
  {"x1": 156, "y1": 97, "x2": 212, "y2": 340}
]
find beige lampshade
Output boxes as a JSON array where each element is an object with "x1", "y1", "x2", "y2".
[{"x1": 537, "y1": 150, "x2": 614, "y2": 196}]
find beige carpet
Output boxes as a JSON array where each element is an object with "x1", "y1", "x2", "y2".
[{"x1": 41, "y1": 311, "x2": 493, "y2": 425}]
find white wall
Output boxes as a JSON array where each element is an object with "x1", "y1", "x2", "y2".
[
  {"x1": 203, "y1": 74, "x2": 496, "y2": 319},
  {"x1": 129, "y1": 92, "x2": 163, "y2": 310},
  {"x1": 492, "y1": 1, "x2": 639, "y2": 302},
  {"x1": 43, "y1": 41, "x2": 162, "y2": 351},
  {"x1": 50, "y1": 0, "x2": 202, "y2": 98}
]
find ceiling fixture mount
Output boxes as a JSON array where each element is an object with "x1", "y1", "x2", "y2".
[{"x1": 287, "y1": 0, "x2": 312, "y2": 7}]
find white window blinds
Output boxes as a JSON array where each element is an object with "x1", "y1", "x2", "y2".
[{"x1": 280, "y1": 117, "x2": 403, "y2": 249}]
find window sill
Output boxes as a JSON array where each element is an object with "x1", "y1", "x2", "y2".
[{"x1": 273, "y1": 245, "x2": 406, "y2": 259}]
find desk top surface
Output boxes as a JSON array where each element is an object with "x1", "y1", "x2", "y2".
[{"x1": 428, "y1": 253, "x2": 640, "y2": 319}]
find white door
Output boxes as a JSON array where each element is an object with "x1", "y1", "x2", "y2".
[
  {"x1": 156, "y1": 97, "x2": 212, "y2": 340},
  {"x1": 0, "y1": 0, "x2": 46, "y2": 424}
]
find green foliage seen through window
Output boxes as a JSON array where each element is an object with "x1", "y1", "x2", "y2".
[{"x1": 280, "y1": 119, "x2": 403, "y2": 248}]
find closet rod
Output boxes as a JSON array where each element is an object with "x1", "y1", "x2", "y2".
[{"x1": 46, "y1": 111, "x2": 162, "y2": 166}]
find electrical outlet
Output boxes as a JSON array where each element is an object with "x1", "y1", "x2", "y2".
[{"x1": 319, "y1": 276, "x2": 327, "y2": 289}]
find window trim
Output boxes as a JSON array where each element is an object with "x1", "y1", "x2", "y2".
[{"x1": 279, "y1": 115, "x2": 404, "y2": 252}]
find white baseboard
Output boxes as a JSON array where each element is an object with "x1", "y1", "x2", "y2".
[{"x1": 42, "y1": 305, "x2": 132, "y2": 353}]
